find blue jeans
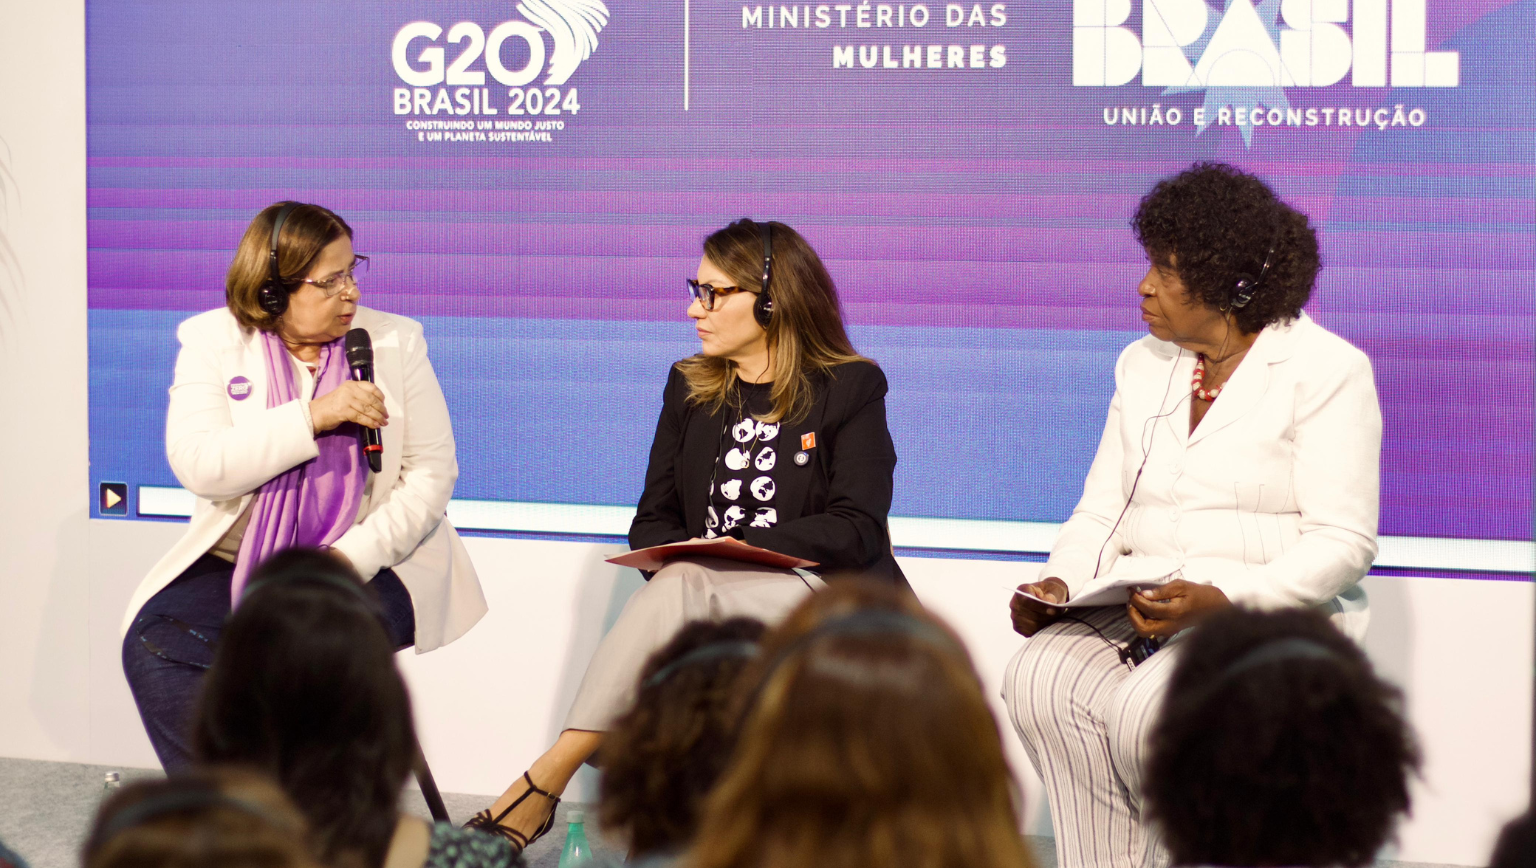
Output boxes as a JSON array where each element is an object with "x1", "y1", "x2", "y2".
[{"x1": 121, "y1": 553, "x2": 416, "y2": 771}]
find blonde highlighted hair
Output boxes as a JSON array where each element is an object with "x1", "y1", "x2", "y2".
[
  {"x1": 684, "y1": 582, "x2": 1037, "y2": 868},
  {"x1": 677, "y1": 220, "x2": 870, "y2": 423}
]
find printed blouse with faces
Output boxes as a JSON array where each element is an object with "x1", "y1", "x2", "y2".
[{"x1": 705, "y1": 380, "x2": 779, "y2": 539}]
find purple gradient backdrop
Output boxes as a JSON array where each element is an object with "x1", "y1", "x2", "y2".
[{"x1": 87, "y1": 1, "x2": 1535, "y2": 542}]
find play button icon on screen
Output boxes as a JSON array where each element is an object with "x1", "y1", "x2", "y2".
[{"x1": 99, "y1": 482, "x2": 128, "y2": 516}]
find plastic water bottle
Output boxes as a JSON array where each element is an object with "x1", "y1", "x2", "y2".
[
  {"x1": 556, "y1": 809, "x2": 591, "y2": 868},
  {"x1": 103, "y1": 772, "x2": 121, "y2": 793}
]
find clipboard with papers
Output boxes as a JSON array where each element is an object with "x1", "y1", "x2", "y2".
[
  {"x1": 606, "y1": 537, "x2": 819, "y2": 572},
  {"x1": 1015, "y1": 558, "x2": 1181, "y2": 608}
]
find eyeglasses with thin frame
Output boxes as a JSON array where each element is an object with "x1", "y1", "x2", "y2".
[
  {"x1": 299, "y1": 255, "x2": 370, "y2": 298},
  {"x1": 687, "y1": 278, "x2": 759, "y2": 311}
]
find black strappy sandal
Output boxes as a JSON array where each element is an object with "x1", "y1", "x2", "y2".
[{"x1": 463, "y1": 771, "x2": 561, "y2": 855}]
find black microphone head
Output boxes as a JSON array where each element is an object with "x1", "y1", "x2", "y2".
[{"x1": 344, "y1": 328, "x2": 373, "y2": 367}]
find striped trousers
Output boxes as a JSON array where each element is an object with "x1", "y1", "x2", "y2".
[{"x1": 1002, "y1": 607, "x2": 1183, "y2": 868}]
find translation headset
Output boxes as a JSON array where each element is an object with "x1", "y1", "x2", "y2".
[
  {"x1": 256, "y1": 202, "x2": 301, "y2": 319},
  {"x1": 93, "y1": 787, "x2": 295, "y2": 845},
  {"x1": 753, "y1": 219, "x2": 775, "y2": 328},
  {"x1": 1168, "y1": 637, "x2": 1344, "y2": 713},
  {"x1": 1100, "y1": 221, "x2": 1285, "y2": 571},
  {"x1": 699, "y1": 219, "x2": 779, "y2": 538},
  {"x1": 1057, "y1": 222, "x2": 1284, "y2": 667},
  {"x1": 1229, "y1": 223, "x2": 1282, "y2": 310},
  {"x1": 239, "y1": 557, "x2": 384, "y2": 621},
  {"x1": 1063, "y1": 351, "x2": 1189, "y2": 669},
  {"x1": 642, "y1": 640, "x2": 760, "y2": 690},
  {"x1": 133, "y1": 552, "x2": 378, "y2": 672},
  {"x1": 739, "y1": 610, "x2": 961, "y2": 717}
]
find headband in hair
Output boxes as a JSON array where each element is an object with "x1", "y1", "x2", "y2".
[
  {"x1": 239, "y1": 562, "x2": 377, "y2": 610},
  {"x1": 742, "y1": 609, "x2": 962, "y2": 715},
  {"x1": 94, "y1": 787, "x2": 295, "y2": 844},
  {"x1": 771, "y1": 609, "x2": 958, "y2": 660},
  {"x1": 1217, "y1": 636, "x2": 1341, "y2": 681},
  {"x1": 1173, "y1": 636, "x2": 1346, "y2": 713},
  {"x1": 642, "y1": 640, "x2": 759, "y2": 690}
]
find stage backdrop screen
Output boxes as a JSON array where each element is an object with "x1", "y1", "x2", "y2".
[{"x1": 87, "y1": 0, "x2": 1535, "y2": 574}]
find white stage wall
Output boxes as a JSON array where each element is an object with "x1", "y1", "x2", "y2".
[{"x1": 0, "y1": 2, "x2": 1531, "y2": 866}]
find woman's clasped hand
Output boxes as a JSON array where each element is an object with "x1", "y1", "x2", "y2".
[
  {"x1": 1125, "y1": 580, "x2": 1231, "y2": 638},
  {"x1": 1010, "y1": 577, "x2": 1230, "y2": 640}
]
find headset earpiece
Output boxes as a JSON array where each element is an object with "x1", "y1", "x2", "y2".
[
  {"x1": 753, "y1": 220, "x2": 774, "y2": 329},
  {"x1": 258, "y1": 202, "x2": 300, "y2": 319},
  {"x1": 1230, "y1": 275, "x2": 1257, "y2": 310},
  {"x1": 1230, "y1": 222, "x2": 1282, "y2": 311}
]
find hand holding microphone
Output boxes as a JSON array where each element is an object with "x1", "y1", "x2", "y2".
[
  {"x1": 307, "y1": 329, "x2": 387, "y2": 473},
  {"x1": 309, "y1": 381, "x2": 388, "y2": 433},
  {"x1": 343, "y1": 329, "x2": 385, "y2": 472}
]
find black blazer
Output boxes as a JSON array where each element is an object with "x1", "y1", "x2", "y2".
[{"x1": 629, "y1": 360, "x2": 908, "y2": 589}]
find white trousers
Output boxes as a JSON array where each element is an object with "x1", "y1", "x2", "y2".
[
  {"x1": 1002, "y1": 607, "x2": 1184, "y2": 868},
  {"x1": 563, "y1": 557, "x2": 822, "y2": 732}
]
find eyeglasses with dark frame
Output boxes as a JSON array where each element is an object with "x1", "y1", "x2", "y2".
[
  {"x1": 687, "y1": 278, "x2": 759, "y2": 311},
  {"x1": 299, "y1": 255, "x2": 370, "y2": 298}
]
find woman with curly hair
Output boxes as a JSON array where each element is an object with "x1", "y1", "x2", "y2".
[
  {"x1": 1004, "y1": 162, "x2": 1383, "y2": 867},
  {"x1": 598, "y1": 617, "x2": 766, "y2": 861},
  {"x1": 1145, "y1": 607, "x2": 1418, "y2": 867},
  {"x1": 685, "y1": 580, "x2": 1038, "y2": 868}
]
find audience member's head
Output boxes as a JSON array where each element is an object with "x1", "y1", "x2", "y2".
[
  {"x1": 82, "y1": 768, "x2": 320, "y2": 868},
  {"x1": 192, "y1": 548, "x2": 415, "y2": 868},
  {"x1": 686, "y1": 581, "x2": 1036, "y2": 868},
  {"x1": 1145, "y1": 607, "x2": 1419, "y2": 867},
  {"x1": 1490, "y1": 810, "x2": 1536, "y2": 868},
  {"x1": 600, "y1": 617, "x2": 767, "y2": 858},
  {"x1": 0, "y1": 838, "x2": 25, "y2": 868}
]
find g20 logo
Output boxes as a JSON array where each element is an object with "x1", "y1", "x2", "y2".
[{"x1": 391, "y1": 1, "x2": 609, "y2": 115}]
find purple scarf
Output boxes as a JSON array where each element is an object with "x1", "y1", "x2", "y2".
[{"x1": 230, "y1": 330, "x2": 369, "y2": 602}]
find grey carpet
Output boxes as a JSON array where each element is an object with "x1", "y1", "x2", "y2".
[{"x1": 0, "y1": 757, "x2": 1461, "y2": 868}]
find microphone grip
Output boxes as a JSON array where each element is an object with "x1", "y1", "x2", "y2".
[{"x1": 351, "y1": 363, "x2": 384, "y2": 473}]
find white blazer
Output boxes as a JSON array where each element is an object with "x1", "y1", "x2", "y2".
[
  {"x1": 1044, "y1": 313, "x2": 1381, "y2": 639},
  {"x1": 120, "y1": 306, "x2": 488, "y2": 652}
]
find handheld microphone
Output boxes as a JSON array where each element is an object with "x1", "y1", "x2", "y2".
[{"x1": 343, "y1": 328, "x2": 383, "y2": 473}]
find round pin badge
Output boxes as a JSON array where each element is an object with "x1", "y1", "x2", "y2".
[
  {"x1": 794, "y1": 450, "x2": 810, "y2": 466},
  {"x1": 227, "y1": 376, "x2": 253, "y2": 401}
]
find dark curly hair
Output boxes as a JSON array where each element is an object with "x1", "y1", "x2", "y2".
[
  {"x1": 1132, "y1": 162, "x2": 1320, "y2": 333},
  {"x1": 1145, "y1": 608, "x2": 1419, "y2": 868},
  {"x1": 598, "y1": 617, "x2": 767, "y2": 858},
  {"x1": 1491, "y1": 812, "x2": 1536, "y2": 868}
]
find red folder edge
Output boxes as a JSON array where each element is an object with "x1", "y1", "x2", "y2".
[{"x1": 606, "y1": 538, "x2": 818, "y2": 572}]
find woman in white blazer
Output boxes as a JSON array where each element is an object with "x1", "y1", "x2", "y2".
[
  {"x1": 1002, "y1": 164, "x2": 1382, "y2": 868},
  {"x1": 121, "y1": 202, "x2": 486, "y2": 770}
]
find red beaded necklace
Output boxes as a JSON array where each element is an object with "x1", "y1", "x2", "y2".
[{"x1": 1192, "y1": 353, "x2": 1222, "y2": 402}]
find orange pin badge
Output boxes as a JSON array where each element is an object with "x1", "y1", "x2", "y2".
[{"x1": 795, "y1": 432, "x2": 815, "y2": 466}]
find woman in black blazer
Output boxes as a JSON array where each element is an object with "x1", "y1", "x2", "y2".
[
  {"x1": 629, "y1": 358, "x2": 905, "y2": 585},
  {"x1": 467, "y1": 219, "x2": 904, "y2": 853}
]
